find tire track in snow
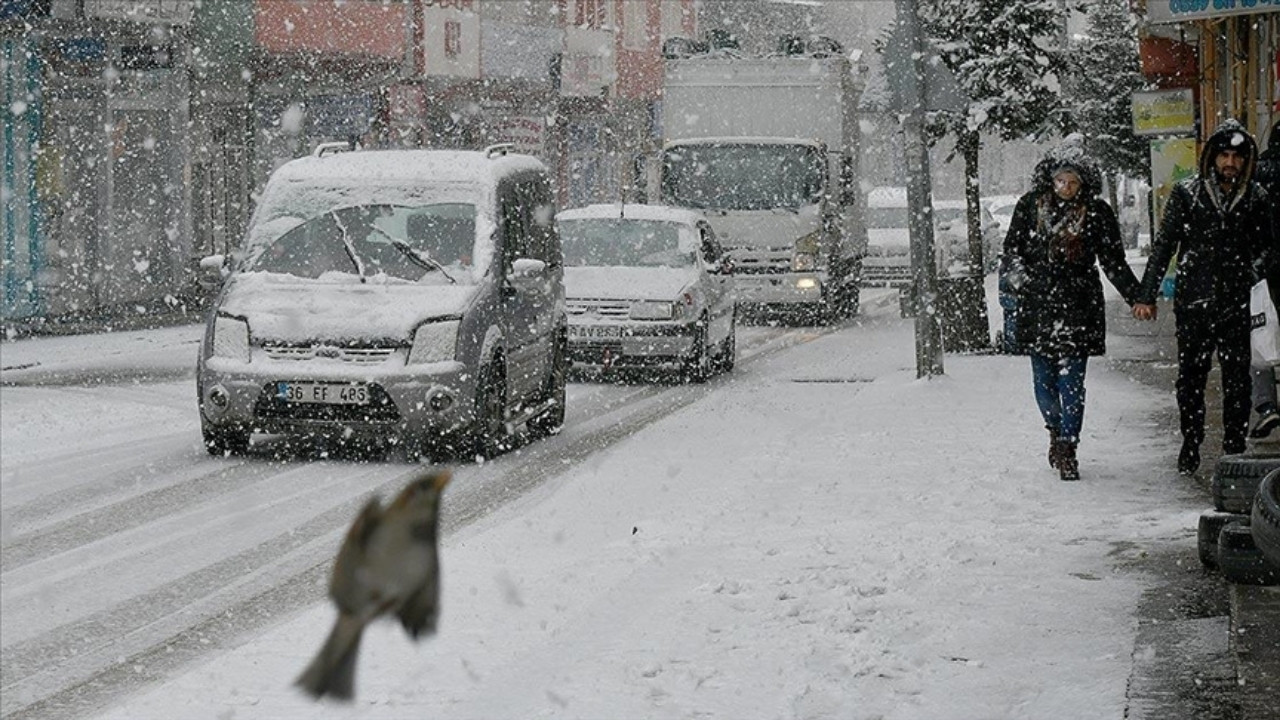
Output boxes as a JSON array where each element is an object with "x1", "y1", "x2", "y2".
[
  {"x1": 0, "y1": 320, "x2": 852, "y2": 719},
  {"x1": 0, "y1": 459, "x2": 278, "y2": 573}
]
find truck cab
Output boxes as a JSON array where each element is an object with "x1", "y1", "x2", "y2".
[
  {"x1": 659, "y1": 137, "x2": 859, "y2": 321},
  {"x1": 654, "y1": 50, "x2": 867, "y2": 324}
]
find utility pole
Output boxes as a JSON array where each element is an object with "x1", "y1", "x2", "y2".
[{"x1": 893, "y1": 0, "x2": 944, "y2": 377}]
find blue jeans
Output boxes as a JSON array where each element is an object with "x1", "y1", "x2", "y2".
[{"x1": 1031, "y1": 354, "x2": 1088, "y2": 444}]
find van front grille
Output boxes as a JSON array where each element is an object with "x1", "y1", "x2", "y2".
[{"x1": 261, "y1": 344, "x2": 399, "y2": 364}]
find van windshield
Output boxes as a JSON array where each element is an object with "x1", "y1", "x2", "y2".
[
  {"x1": 244, "y1": 203, "x2": 479, "y2": 283},
  {"x1": 559, "y1": 219, "x2": 695, "y2": 268},
  {"x1": 660, "y1": 143, "x2": 824, "y2": 211}
]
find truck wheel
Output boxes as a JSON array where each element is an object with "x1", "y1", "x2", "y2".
[
  {"x1": 842, "y1": 283, "x2": 860, "y2": 317},
  {"x1": 1212, "y1": 455, "x2": 1280, "y2": 513},
  {"x1": 202, "y1": 420, "x2": 250, "y2": 457}
]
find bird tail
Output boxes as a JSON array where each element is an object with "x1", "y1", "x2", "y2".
[{"x1": 295, "y1": 614, "x2": 365, "y2": 701}]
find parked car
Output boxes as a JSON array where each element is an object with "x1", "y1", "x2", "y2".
[
  {"x1": 556, "y1": 204, "x2": 736, "y2": 382},
  {"x1": 862, "y1": 187, "x2": 1001, "y2": 286},
  {"x1": 937, "y1": 200, "x2": 1003, "y2": 274},
  {"x1": 983, "y1": 194, "x2": 1021, "y2": 242},
  {"x1": 196, "y1": 143, "x2": 568, "y2": 459}
]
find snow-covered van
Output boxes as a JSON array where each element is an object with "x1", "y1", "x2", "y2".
[{"x1": 196, "y1": 144, "x2": 567, "y2": 459}]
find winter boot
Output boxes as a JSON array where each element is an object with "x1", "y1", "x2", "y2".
[
  {"x1": 1056, "y1": 440, "x2": 1080, "y2": 481},
  {"x1": 1048, "y1": 428, "x2": 1061, "y2": 469},
  {"x1": 1249, "y1": 403, "x2": 1280, "y2": 439}
]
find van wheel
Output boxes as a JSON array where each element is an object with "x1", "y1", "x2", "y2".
[
  {"x1": 529, "y1": 335, "x2": 568, "y2": 439},
  {"x1": 202, "y1": 420, "x2": 250, "y2": 457},
  {"x1": 472, "y1": 362, "x2": 511, "y2": 460}
]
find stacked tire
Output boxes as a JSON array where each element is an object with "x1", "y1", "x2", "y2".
[
  {"x1": 1199, "y1": 454, "x2": 1280, "y2": 585},
  {"x1": 1251, "y1": 468, "x2": 1280, "y2": 566}
]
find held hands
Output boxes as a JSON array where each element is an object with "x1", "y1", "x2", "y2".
[{"x1": 1131, "y1": 303, "x2": 1158, "y2": 321}]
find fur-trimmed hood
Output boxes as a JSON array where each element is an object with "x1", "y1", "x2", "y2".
[{"x1": 1030, "y1": 133, "x2": 1103, "y2": 198}]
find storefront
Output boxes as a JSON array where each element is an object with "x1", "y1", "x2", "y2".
[
  {"x1": 1143, "y1": 1, "x2": 1278, "y2": 141},
  {"x1": 2, "y1": 6, "x2": 192, "y2": 323}
]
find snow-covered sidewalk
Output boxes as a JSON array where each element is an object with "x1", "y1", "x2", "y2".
[{"x1": 82, "y1": 311, "x2": 1197, "y2": 720}]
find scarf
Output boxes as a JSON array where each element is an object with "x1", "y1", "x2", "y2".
[{"x1": 1037, "y1": 195, "x2": 1087, "y2": 263}]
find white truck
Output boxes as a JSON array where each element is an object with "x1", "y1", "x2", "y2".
[{"x1": 654, "y1": 51, "x2": 867, "y2": 322}]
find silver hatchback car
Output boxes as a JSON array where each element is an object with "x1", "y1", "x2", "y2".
[
  {"x1": 197, "y1": 145, "x2": 567, "y2": 458},
  {"x1": 557, "y1": 204, "x2": 736, "y2": 382}
]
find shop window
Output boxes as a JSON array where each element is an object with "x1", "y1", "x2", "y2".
[
  {"x1": 444, "y1": 20, "x2": 461, "y2": 58},
  {"x1": 574, "y1": 0, "x2": 605, "y2": 29}
]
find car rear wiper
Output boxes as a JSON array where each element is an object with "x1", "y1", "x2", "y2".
[{"x1": 370, "y1": 227, "x2": 457, "y2": 284}]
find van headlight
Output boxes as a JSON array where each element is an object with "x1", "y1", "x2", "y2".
[
  {"x1": 212, "y1": 314, "x2": 251, "y2": 362},
  {"x1": 630, "y1": 300, "x2": 675, "y2": 320},
  {"x1": 792, "y1": 231, "x2": 821, "y2": 272},
  {"x1": 408, "y1": 319, "x2": 460, "y2": 364}
]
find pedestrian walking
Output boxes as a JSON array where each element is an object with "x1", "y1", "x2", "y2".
[
  {"x1": 1247, "y1": 119, "x2": 1280, "y2": 440},
  {"x1": 1001, "y1": 134, "x2": 1146, "y2": 481},
  {"x1": 1132, "y1": 119, "x2": 1278, "y2": 474}
]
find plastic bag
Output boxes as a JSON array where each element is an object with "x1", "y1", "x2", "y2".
[{"x1": 1250, "y1": 279, "x2": 1280, "y2": 367}]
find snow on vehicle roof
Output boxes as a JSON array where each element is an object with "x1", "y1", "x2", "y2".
[
  {"x1": 663, "y1": 136, "x2": 825, "y2": 150},
  {"x1": 271, "y1": 148, "x2": 546, "y2": 185},
  {"x1": 556, "y1": 204, "x2": 706, "y2": 226}
]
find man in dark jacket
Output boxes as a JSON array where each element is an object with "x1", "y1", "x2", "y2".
[{"x1": 1134, "y1": 119, "x2": 1277, "y2": 474}]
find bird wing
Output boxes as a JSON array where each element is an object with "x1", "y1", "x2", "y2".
[{"x1": 396, "y1": 563, "x2": 440, "y2": 639}]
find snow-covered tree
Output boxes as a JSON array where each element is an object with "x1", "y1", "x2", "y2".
[
  {"x1": 1067, "y1": 0, "x2": 1150, "y2": 191},
  {"x1": 921, "y1": 0, "x2": 1072, "y2": 147},
  {"x1": 897, "y1": 0, "x2": 1072, "y2": 348}
]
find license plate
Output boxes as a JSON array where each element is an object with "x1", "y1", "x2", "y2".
[
  {"x1": 276, "y1": 381, "x2": 369, "y2": 405},
  {"x1": 569, "y1": 325, "x2": 622, "y2": 339}
]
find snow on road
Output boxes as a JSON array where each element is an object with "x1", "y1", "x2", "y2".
[{"x1": 0, "y1": 295, "x2": 1202, "y2": 720}]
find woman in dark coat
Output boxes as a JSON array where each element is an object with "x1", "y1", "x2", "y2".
[{"x1": 1001, "y1": 135, "x2": 1144, "y2": 480}]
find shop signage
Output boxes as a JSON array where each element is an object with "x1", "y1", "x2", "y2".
[
  {"x1": 422, "y1": 3, "x2": 480, "y2": 78},
  {"x1": 1147, "y1": 0, "x2": 1279, "y2": 24},
  {"x1": 491, "y1": 117, "x2": 545, "y2": 157},
  {"x1": 1132, "y1": 88, "x2": 1196, "y2": 136},
  {"x1": 306, "y1": 95, "x2": 373, "y2": 140}
]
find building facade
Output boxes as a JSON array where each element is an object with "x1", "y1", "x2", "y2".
[
  {"x1": 2, "y1": 0, "x2": 693, "y2": 325},
  {"x1": 2, "y1": 0, "x2": 194, "y2": 322}
]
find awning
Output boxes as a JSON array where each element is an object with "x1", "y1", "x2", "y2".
[{"x1": 1147, "y1": 1, "x2": 1278, "y2": 25}]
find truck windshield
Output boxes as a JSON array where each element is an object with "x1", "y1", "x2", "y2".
[{"x1": 661, "y1": 144, "x2": 825, "y2": 211}]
